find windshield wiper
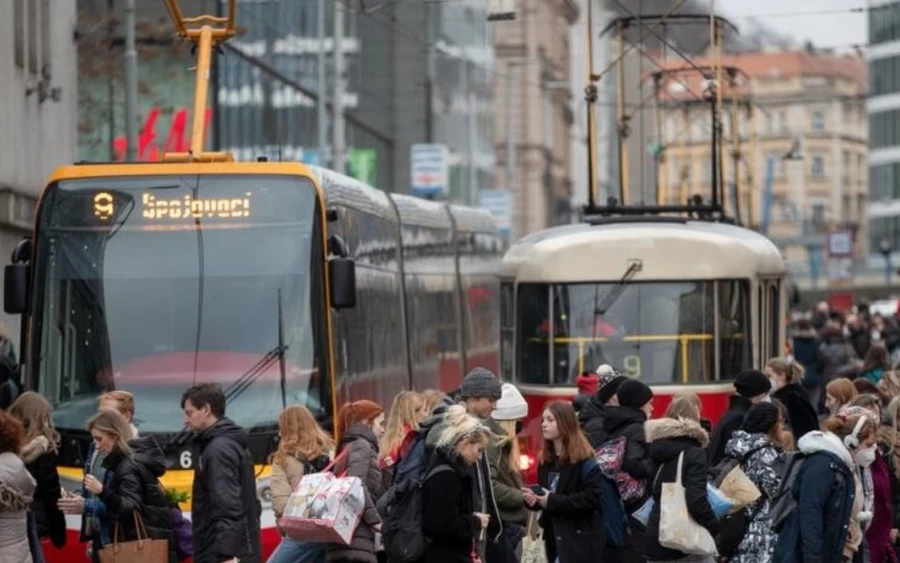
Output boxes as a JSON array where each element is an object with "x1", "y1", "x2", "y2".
[{"x1": 590, "y1": 260, "x2": 642, "y2": 343}]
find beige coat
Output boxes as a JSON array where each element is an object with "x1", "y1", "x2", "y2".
[
  {"x1": 271, "y1": 455, "x2": 306, "y2": 520},
  {"x1": 0, "y1": 451, "x2": 36, "y2": 563}
]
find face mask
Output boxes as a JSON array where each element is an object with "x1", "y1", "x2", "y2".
[{"x1": 854, "y1": 446, "x2": 877, "y2": 468}]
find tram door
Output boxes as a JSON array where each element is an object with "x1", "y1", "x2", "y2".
[{"x1": 757, "y1": 278, "x2": 783, "y2": 366}]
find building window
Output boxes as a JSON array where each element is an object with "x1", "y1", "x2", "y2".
[
  {"x1": 811, "y1": 203, "x2": 826, "y2": 226},
  {"x1": 811, "y1": 154, "x2": 826, "y2": 179},
  {"x1": 811, "y1": 111, "x2": 825, "y2": 133}
]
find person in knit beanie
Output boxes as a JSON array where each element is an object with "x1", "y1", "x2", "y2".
[
  {"x1": 578, "y1": 366, "x2": 628, "y2": 447},
  {"x1": 709, "y1": 369, "x2": 773, "y2": 466},
  {"x1": 459, "y1": 367, "x2": 503, "y2": 419},
  {"x1": 455, "y1": 367, "x2": 505, "y2": 561}
]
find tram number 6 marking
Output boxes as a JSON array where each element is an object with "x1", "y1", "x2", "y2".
[
  {"x1": 623, "y1": 355, "x2": 641, "y2": 379},
  {"x1": 180, "y1": 451, "x2": 192, "y2": 469}
]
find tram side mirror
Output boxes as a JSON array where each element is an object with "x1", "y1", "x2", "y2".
[
  {"x1": 329, "y1": 258, "x2": 356, "y2": 309},
  {"x1": 4, "y1": 263, "x2": 28, "y2": 314}
]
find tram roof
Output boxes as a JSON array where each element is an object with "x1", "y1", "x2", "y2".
[{"x1": 502, "y1": 220, "x2": 786, "y2": 282}]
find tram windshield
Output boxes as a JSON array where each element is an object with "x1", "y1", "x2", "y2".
[
  {"x1": 31, "y1": 174, "x2": 325, "y2": 433},
  {"x1": 516, "y1": 280, "x2": 752, "y2": 385}
]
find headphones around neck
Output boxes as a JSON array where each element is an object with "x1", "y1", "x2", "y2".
[{"x1": 844, "y1": 416, "x2": 867, "y2": 449}]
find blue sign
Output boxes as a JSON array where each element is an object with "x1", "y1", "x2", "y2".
[
  {"x1": 480, "y1": 190, "x2": 512, "y2": 237},
  {"x1": 410, "y1": 144, "x2": 448, "y2": 197}
]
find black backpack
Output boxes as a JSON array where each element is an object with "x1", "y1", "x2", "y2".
[
  {"x1": 708, "y1": 445, "x2": 767, "y2": 559},
  {"x1": 382, "y1": 464, "x2": 453, "y2": 563},
  {"x1": 769, "y1": 452, "x2": 812, "y2": 534}
]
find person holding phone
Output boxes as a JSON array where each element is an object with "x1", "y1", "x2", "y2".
[
  {"x1": 523, "y1": 401, "x2": 603, "y2": 563},
  {"x1": 421, "y1": 405, "x2": 493, "y2": 563}
]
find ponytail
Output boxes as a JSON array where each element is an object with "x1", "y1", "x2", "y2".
[
  {"x1": 335, "y1": 400, "x2": 383, "y2": 447},
  {"x1": 766, "y1": 357, "x2": 804, "y2": 385}
]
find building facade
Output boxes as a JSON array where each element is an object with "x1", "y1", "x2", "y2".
[
  {"x1": 494, "y1": 0, "x2": 578, "y2": 238},
  {"x1": 868, "y1": 1, "x2": 900, "y2": 265},
  {"x1": 0, "y1": 0, "x2": 79, "y2": 338},
  {"x1": 659, "y1": 51, "x2": 867, "y2": 271}
]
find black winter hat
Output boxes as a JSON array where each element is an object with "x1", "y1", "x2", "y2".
[
  {"x1": 734, "y1": 369, "x2": 771, "y2": 398},
  {"x1": 741, "y1": 402, "x2": 780, "y2": 434},
  {"x1": 616, "y1": 379, "x2": 653, "y2": 409},
  {"x1": 597, "y1": 374, "x2": 627, "y2": 405}
]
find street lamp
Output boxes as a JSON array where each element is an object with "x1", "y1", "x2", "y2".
[{"x1": 880, "y1": 237, "x2": 893, "y2": 286}]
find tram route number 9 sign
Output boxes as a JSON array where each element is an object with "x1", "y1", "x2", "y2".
[{"x1": 93, "y1": 191, "x2": 252, "y2": 222}]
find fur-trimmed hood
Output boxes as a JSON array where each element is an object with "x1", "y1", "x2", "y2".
[
  {"x1": 19, "y1": 435, "x2": 51, "y2": 464},
  {"x1": 645, "y1": 417, "x2": 709, "y2": 448}
]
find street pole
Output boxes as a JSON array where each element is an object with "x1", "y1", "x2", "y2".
[
  {"x1": 505, "y1": 61, "x2": 516, "y2": 198},
  {"x1": 124, "y1": 0, "x2": 139, "y2": 161},
  {"x1": 463, "y1": 55, "x2": 477, "y2": 206},
  {"x1": 332, "y1": 0, "x2": 346, "y2": 173},
  {"x1": 317, "y1": 0, "x2": 328, "y2": 166}
]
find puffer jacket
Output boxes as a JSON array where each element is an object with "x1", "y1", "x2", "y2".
[
  {"x1": 644, "y1": 417, "x2": 719, "y2": 561},
  {"x1": 724, "y1": 430, "x2": 785, "y2": 563},
  {"x1": 100, "y1": 436, "x2": 176, "y2": 563},
  {"x1": 577, "y1": 395, "x2": 609, "y2": 449},
  {"x1": 270, "y1": 453, "x2": 330, "y2": 520},
  {"x1": 192, "y1": 417, "x2": 262, "y2": 563},
  {"x1": 327, "y1": 422, "x2": 385, "y2": 563},
  {"x1": 0, "y1": 451, "x2": 36, "y2": 563},
  {"x1": 773, "y1": 431, "x2": 856, "y2": 563},
  {"x1": 602, "y1": 405, "x2": 650, "y2": 507},
  {"x1": 20, "y1": 436, "x2": 66, "y2": 548},
  {"x1": 485, "y1": 418, "x2": 527, "y2": 525}
]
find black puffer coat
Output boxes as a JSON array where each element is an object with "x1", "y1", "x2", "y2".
[
  {"x1": 192, "y1": 418, "x2": 262, "y2": 563},
  {"x1": 644, "y1": 417, "x2": 719, "y2": 561},
  {"x1": 708, "y1": 394, "x2": 752, "y2": 466},
  {"x1": 99, "y1": 436, "x2": 176, "y2": 563},
  {"x1": 602, "y1": 406, "x2": 651, "y2": 483}
]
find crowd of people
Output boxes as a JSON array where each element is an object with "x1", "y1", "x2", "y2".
[{"x1": 6, "y1": 299, "x2": 900, "y2": 563}]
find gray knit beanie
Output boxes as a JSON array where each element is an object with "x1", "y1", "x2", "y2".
[{"x1": 459, "y1": 367, "x2": 503, "y2": 400}]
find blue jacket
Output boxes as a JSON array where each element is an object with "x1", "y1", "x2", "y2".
[{"x1": 773, "y1": 435, "x2": 856, "y2": 563}]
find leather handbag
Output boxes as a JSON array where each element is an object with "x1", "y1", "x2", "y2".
[{"x1": 97, "y1": 511, "x2": 169, "y2": 563}]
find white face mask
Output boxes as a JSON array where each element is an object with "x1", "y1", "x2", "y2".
[
  {"x1": 760, "y1": 395, "x2": 772, "y2": 403},
  {"x1": 854, "y1": 446, "x2": 877, "y2": 468}
]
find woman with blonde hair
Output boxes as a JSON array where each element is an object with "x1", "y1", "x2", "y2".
[
  {"x1": 487, "y1": 383, "x2": 529, "y2": 558},
  {"x1": 61, "y1": 408, "x2": 174, "y2": 563},
  {"x1": 267, "y1": 404, "x2": 334, "y2": 563},
  {"x1": 379, "y1": 391, "x2": 424, "y2": 482},
  {"x1": 767, "y1": 356, "x2": 819, "y2": 440},
  {"x1": 664, "y1": 392, "x2": 701, "y2": 421},
  {"x1": 420, "y1": 404, "x2": 492, "y2": 563},
  {"x1": 420, "y1": 389, "x2": 448, "y2": 415},
  {"x1": 8, "y1": 392, "x2": 66, "y2": 551}
]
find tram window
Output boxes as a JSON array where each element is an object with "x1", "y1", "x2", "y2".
[
  {"x1": 517, "y1": 284, "x2": 551, "y2": 384},
  {"x1": 500, "y1": 282, "x2": 515, "y2": 381},
  {"x1": 516, "y1": 281, "x2": 744, "y2": 385},
  {"x1": 718, "y1": 280, "x2": 752, "y2": 380},
  {"x1": 769, "y1": 284, "x2": 781, "y2": 360}
]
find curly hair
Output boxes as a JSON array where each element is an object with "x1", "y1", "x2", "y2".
[{"x1": 0, "y1": 410, "x2": 25, "y2": 454}]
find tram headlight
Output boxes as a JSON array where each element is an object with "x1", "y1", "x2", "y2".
[{"x1": 256, "y1": 476, "x2": 273, "y2": 509}]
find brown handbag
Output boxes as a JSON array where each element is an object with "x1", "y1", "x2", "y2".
[{"x1": 97, "y1": 511, "x2": 169, "y2": 563}]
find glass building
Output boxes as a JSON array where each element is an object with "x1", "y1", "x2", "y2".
[
  {"x1": 868, "y1": 1, "x2": 900, "y2": 258},
  {"x1": 214, "y1": 0, "x2": 495, "y2": 201}
]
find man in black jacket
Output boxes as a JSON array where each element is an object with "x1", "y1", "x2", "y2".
[
  {"x1": 707, "y1": 369, "x2": 771, "y2": 465},
  {"x1": 182, "y1": 383, "x2": 261, "y2": 563},
  {"x1": 578, "y1": 366, "x2": 627, "y2": 448}
]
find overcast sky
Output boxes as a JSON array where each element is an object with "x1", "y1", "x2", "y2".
[{"x1": 717, "y1": 0, "x2": 866, "y2": 51}]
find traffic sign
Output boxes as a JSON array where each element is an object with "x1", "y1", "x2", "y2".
[
  {"x1": 480, "y1": 190, "x2": 512, "y2": 237},
  {"x1": 411, "y1": 144, "x2": 448, "y2": 198}
]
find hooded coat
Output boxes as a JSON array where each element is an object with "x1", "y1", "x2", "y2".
[
  {"x1": 644, "y1": 417, "x2": 719, "y2": 562},
  {"x1": 327, "y1": 422, "x2": 385, "y2": 563},
  {"x1": 773, "y1": 431, "x2": 857, "y2": 563},
  {"x1": 99, "y1": 436, "x2": 176, "y2": 563},
  {"x1": 602, "y1": 406, "x2": 650, "y2": 485},
  {"x1": 0, "y1": 451, "x2": 36, "y2": 563},
  {"x1": 192, "y1": 418, "x2": 262, "y2": 563},
  {"x1": 20, "y1": 436, "x2": 66, "y2": 548},
  {"x1": 577, "y1": 396, "x2": 609, "y2": 449},
  {"x1": 724, "y1": 430, "x2": 785, "y2": 563}
]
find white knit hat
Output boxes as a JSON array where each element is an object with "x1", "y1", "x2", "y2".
[
  {"x1": 492, "y1": 383, "x2": 528, "y2": 421},
  {"x1": 596, "y1": 364, "x2": 615, "y2": 377}
]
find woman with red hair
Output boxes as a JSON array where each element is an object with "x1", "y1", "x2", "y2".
[{"x1": 329, "y1": 400, "x2": 386, "y2": 563}]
